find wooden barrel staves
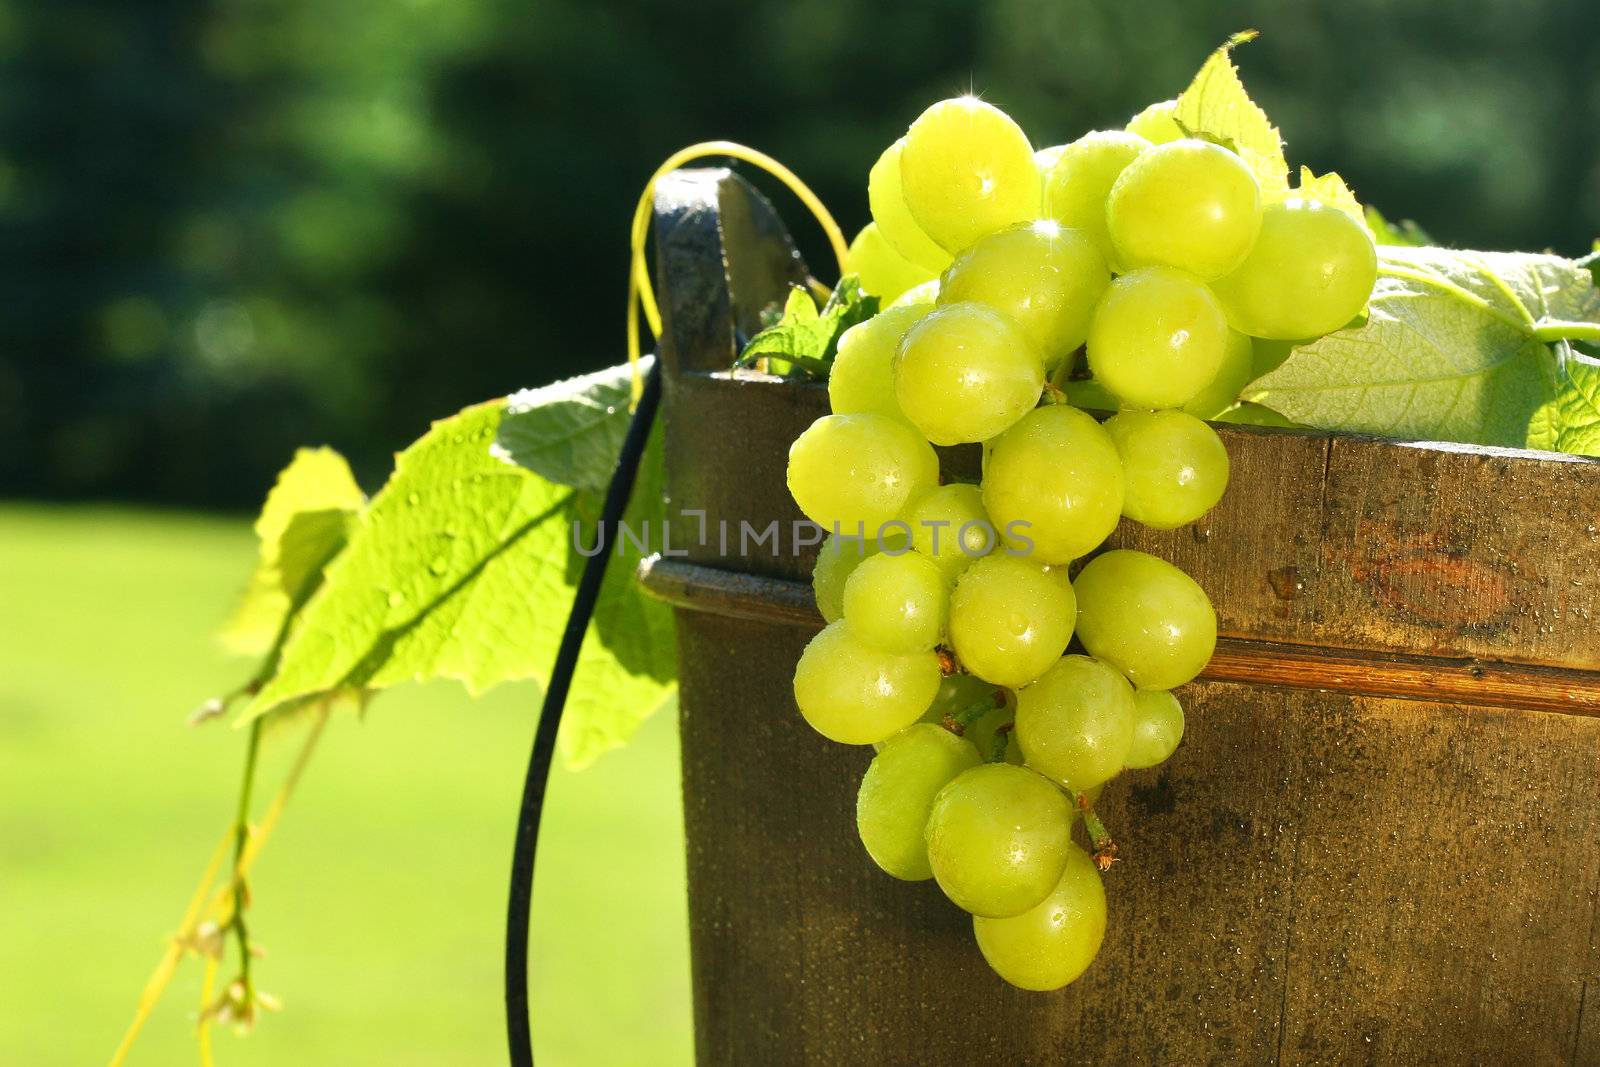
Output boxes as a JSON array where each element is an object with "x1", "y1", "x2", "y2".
[{"x1": 641, "y1": 168, "x2": 1600, "y2": 1066}]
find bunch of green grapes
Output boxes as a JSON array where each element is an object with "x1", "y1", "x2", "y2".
[{"x1": 791, "y1": 92, "x2": 1377, "y2": 992}]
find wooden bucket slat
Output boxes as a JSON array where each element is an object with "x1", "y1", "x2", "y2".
[{"x1": 639, "y1": 557, "x2": 1600, "y2": 718}]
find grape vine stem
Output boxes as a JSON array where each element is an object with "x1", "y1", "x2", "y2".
[
  {"x1": 988, "y1": 722, "x2": 1014, "y2": 762},
  {"x1": 1533, "y1": 320, "x2": 1600, "y2": 344},
  {"x1": 109, "y1": 706, "x2": 330, "y2": 1067},
  {"x1": 941, "y1": 693, "x2": 1003, "y2": 736},
  {"x1": 222, "y1": 719, "x2": 264, "y2": 1020},
  {"x1": 1078, "y1": 794, "x2": 1119, "y2": 872}
]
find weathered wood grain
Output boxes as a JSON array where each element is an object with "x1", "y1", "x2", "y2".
[
  {"x1": 651, "y1": 168, "x2": 1600, "y2": 1066},
  {"x1": 676, "y1": 608, "x2": 1600, "y2": 1066},
  {"x1": 640, "y1": 557, "x2": 1600, "y2": 718}
]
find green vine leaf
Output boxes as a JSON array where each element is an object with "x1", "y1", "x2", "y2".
[
  {"x1": 220, "y1": 447, "x2": 365, "y2": 658},
  {"x1": 240, "y1": 391, "x2": 675, "y2": 769},
  {"x1": 1528, "y1": 347, "x2": 1600, "y2": 457},
  {"x1": 1172, "y1": 31, "x2": 1289, "y2": 195},
  {"x1": 492, "y1": 359, "x2": 643, "y2": 492},
  {"x1": 1289, "y1": 166, "x2": 1366, "y2": 229},
  {"x1": 736, "y1": 275, "x2": 878, "y2": 376},
  {"x1": 1364, "y1": 204, "x2": 1433, "y2": 248},
  {"x1": 1576, "y1": 245, "x2": 1600, "y2": 289},
  {"x1": 1246, "y1": 247, "x2": 1600, "y2": 449}
]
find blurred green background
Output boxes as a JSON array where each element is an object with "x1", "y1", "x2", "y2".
[
  {"x1": 0, "y1": 505, "x2": 691, "y2": 1065},
  {"x1": 2, "y1": 0, "x2": 1598, "y2": 1063},
  {"x1": 2, "y1": 0, "x2": 1596, "y2": 505}
]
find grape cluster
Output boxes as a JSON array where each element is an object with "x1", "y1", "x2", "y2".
[{"x1": 791, "y1": 94, "x2": 1377, "y2": 991}]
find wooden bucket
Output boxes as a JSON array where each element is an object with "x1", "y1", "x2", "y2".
[{"x1": 640, "y1": 168, "x2": 1600, "y2": 1066}]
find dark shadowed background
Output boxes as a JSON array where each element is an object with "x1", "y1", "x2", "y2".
[{"x1": 2, "y1": 0, "x2": 1596, "y2": 507}]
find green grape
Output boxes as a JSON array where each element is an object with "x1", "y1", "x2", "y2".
[
  {"x1": 1210, "y1": 198, "x2": 1378, "y2": 339},
  {"x1": 973, "y1": 842, "x2": 1106, "y2": 990},
  {"x1": 888, "y1": 278, "x2": 941, "y2": 308},
  {"x1": 1214, "y1": 401, "x2": 1303, "y2": 428},
  {"x1": 1042, "y1": 130, "x2": 1150, "y2": 270},
  {"x1": 1251, "y1": 336, "x2": 1297, "y2": 377},
  {"x1": 812, "y1": 527, "x2": 915, "y2": 627},
  {"x1": 900, "y1": 96, "x2": 1040, "y2": 255},
  {"x1": 893, "y1": 302, "x2": 1044, "y2": 445},
  {"x1": 829, "y1": 304, "x2": 934, "y2": 420},
  {"x1": 1125, "y1": 99, "x2": 1183, "y2": 144},
  {"x1": 786, "y1": 413, "x2": 939, "y2": 531},
  {"x1": 792, "y1": 620, "x2": 942, "y2": 745},
  {"x1": 1181, "y1": 329, "x2": 1254, "y2": 420},
  {"x1": 982, "y1": 405, "x2": 1124, "y2": 565},
  {"x1": 1013, "y1": 655, "x2": 1135, "y2": 792},
  {"x1": 845, "y1": 222, "x2": 939, "y2": 305},
  {"x1": 1073, "y1": 549, "x2": 1217, "y2": 690},
  {"x1": 938, "y1": 220, "x2": 1110, "y2": 368},
  {"x1": 1107, "y1": 139, "x2": 1263, "y2": 280},
  {"x1": 1085, "y1": 266, "x2": 1229, "y2": 409},
  {"x1": 813, "y1": 533, "x2": 876, "y2": 623},
  {"x1": 1062, "y1": 377, "x2": 1123, "y2": 413},
  {"x1": 868, "y1": 139, "x2": 954, "y2": 273},
  {"x1": 1033, "y1": 143, "x2": 1068, "y2": 173},
  {"x1": 947, "y1": 554, "x2": 1076, "y2": 688},
  {"x1": 924, "y1": 763, "x2": 1073, "y2": 917},
  {"x1": 1103, "y1": 409, "x2": 1230, "y2": 529},
  {"x1": 842, "y1": 550, "x2": 949, "y2": 653},
  {"x1": 1126, "y1": 688, "x2": 1185, "y2": 769},
  {"x1": 857, "y1": 723, "x2": 982, "y2": 880},
  {"x1": 904, "y1": 482, "x2": 994, "y2": 581}
]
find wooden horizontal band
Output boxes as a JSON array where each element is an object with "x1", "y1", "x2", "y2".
[{"x1": 637, "y1": 555, "x2": 1600, "y2": 719}]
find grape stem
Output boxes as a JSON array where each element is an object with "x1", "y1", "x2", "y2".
[
  {"x1": 941, "y1": 693, "x2": 1003, "y2": 736},
  {"x1": 988, "y1": 721, "x2": 1014, "y2": 762},
  {"x1": 111, "y1": 706, "x2": 329, "y2": 1066},
  {"x1": 208, "y1": 718, "x2": 265, "y2": 1030},
  {"x1": 1077, "y1": 793, "x2": 1119, "y2": 872},
  {"x1": 1533, "y1": 320, "x2": 1600, "y2": 344}
]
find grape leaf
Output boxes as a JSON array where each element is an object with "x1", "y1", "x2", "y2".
[
  {"x1": 1365, "y1": 204, "x2": 1433, "y2": 248},
  {"x1": 557, "y1": 425, "x2": 679, "y2": 765},
  {"x1": 1527, "y1": 347, "x2": 1600, "y2": 457},
  {"x1": 1172, "y1": 31, "x2": 1289, "y2": 195},
  {"x1": 1290, "y1": 166, "x2": 1366, "y2": 229},
  {"x1": 736, "y1": 275, "x2": 877, "y2": 375},
  {"x1": 1577, "y1": 246, "x2": 1600, "y2": 288},
  {"x1": 493, "y1": 358, "x2": 645, "y2": 492},
  {"x1": 220, "y1": 447, "x2": 365, "y2": 657},
  {"x1": 1246, "y1": 247, "x2": 1600, "y2": 448},
  {"x1": 240, "y1": 396, "x2": 676, "y2": 769}
]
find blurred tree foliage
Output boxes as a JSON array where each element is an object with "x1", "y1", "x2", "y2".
[{"x1": 0, "y1": 0, "x2": 1595, "y2": 507}]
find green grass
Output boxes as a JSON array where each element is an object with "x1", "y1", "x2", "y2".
[{"x1": 0, "y1": 504, "x2": 693, "y2": 1066}]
